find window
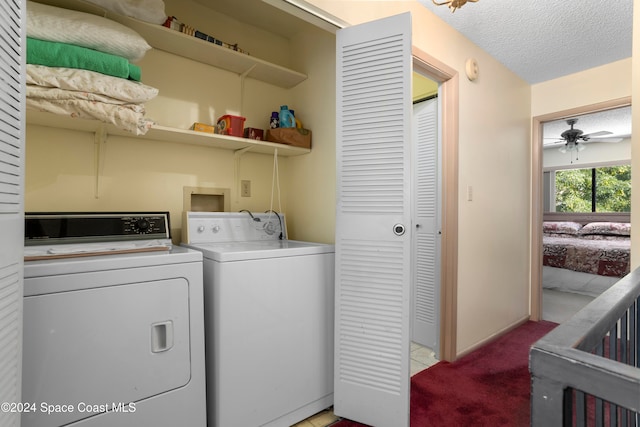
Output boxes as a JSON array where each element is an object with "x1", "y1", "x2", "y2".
[{"x1": 555, "y1": 165, "x2": 631, "y2": 212}]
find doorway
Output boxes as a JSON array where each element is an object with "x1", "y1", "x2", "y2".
[
  {"x1": 412, "y1": 49, "x2": 459, "y2": 363},
  {"x1": 410, "y1": 75, "x2": 440, "y2": 374},
  {"x1": 530, "y1": 97, "x2": 632, "y2": 321}
]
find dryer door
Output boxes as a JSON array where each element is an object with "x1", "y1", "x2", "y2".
[{"x1": 22, "y1": 278, "x2": 190, "y2": 427}]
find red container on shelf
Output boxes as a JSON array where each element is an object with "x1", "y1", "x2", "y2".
[
  {"x1": 243, "y1": 127, "x2": 264, "y2": 140},
  {"x1": 216, "y1": 115, "x2": 246, "y2": 137}
]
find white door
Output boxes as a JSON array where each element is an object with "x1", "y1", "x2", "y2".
[
  {"x1": 411, "y1": 97, "x2": 440, "y2": 351},
  {"x1": 335, "y1": 12, "x2": 412, "y2": 427},
  {"x1": 0, "y1": 1, "x2": 26, "y2": 426}
]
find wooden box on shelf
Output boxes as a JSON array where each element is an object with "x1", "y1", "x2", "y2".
[{"x1": 266, "y1": 128, "x2": 312, "y2": 149}]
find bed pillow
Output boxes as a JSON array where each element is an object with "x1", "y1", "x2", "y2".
[
  {"x1": 578, "y1": 222, "x2": 631, "y2": 237},
  {"x1": 542, "y1": 221, "x2": 583, "y2": 235},
  {"x1": 27, "y1": 1, "x2": 152, "y2": 62}
]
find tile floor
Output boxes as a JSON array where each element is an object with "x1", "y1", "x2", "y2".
[{"x1": 292, "y1": 342, "x2": 439, "y2": 427}]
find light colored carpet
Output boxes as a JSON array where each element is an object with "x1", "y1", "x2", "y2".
[{"x1": 542, "y1": 289, "x2": 595, "y2": 324}]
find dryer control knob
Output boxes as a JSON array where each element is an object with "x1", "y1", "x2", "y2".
[
  {"x1": 197, "y1": 226, "x2": 205, "y2": 233},
  {"x1": 212, "y1": 225, "x2": 220, "y2": 233},
  {"x1": 135, "y1": 218, "x2": 150, "y2": 233}
]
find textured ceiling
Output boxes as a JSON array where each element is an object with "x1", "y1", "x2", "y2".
[
  {"x1": 542, "y1": 106, "x2": 632, "y2": 148},
  {"x1": 417, "y1": 0, "x2": 633, "y2": 85},
  {"x1": 415, "y1": 0, "x2": 633, "y2": 143}
]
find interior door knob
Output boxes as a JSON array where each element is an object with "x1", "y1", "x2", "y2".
[{"x1": 393, "y1": 224, "x2": 406, "y2": 236}]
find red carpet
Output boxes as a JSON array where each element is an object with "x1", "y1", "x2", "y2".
[{"x1": 333, "y1": 320, "x2": 558, "y2": 427}]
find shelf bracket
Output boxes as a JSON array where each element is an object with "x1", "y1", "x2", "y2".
[
  {"x1": 240, "y1": 64, "x2": 258, "y2": 79},
  {"x1": 239, "y1": 64, "x2": 258, "y2": 116},
  {"x1": 94, "y1": 124, "x2": 108, "y2": 199}
]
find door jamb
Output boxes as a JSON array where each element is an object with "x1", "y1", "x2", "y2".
[
  {"x1": 529, "y1": 96, "x2": 631, "y2": 320},
  {"x1": 412, "y1": 47, "x2": 459, "y2": 362}
]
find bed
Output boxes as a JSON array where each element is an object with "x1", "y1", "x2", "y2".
[{"x1": 542, "y1": 213, "x2": 631, "y2": 298}]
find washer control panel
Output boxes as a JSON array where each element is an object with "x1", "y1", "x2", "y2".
[{"x1": 183, "y1": 212, "x2": 285, "y2": 244}]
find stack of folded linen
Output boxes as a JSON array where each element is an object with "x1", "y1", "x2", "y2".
[{"x1": 26, "y1": 1, "x2": 161, "y2": 135}]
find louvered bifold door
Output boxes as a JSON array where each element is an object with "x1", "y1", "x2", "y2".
[
  {"x1": 412, "y1": 97, "x2": 440, "y2": 351},
  {"x1": 334, "y1": 13, "x2": 412, "y2": 427},
  {"x1": 0, "y1": 1, "x2": 25, "y2": 426}
]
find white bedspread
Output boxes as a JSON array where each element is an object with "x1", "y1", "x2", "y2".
[{"x1": 27, "y1": 65, "x2": 158, "y2": 135}]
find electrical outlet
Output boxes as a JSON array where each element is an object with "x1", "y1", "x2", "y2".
[{"x1": 241, "y1": 180, "x2": 251, "y2": 197}]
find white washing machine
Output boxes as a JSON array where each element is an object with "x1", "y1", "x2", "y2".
[
  {"x1": 182, "y1": 211, "x2": 335, "y2": 427},
  {"x1": 22, "y1": 212, "x2": 207, "y2": 427}
]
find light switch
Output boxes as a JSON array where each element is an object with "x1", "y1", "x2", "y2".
[{"x1": 467, "y1": 185, "x2": 473, "y2": 201}]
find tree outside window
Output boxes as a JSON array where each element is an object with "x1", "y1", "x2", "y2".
[{"x1": 555, "y1": 165, "x2": 631, "y2": 213}]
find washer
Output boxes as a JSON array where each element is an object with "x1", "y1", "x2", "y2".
[
  {"x1": 182, "y1": 211, "x2": 335, "y2": 427},
  {"x1": 22, "y1": 212, "x2": 207, "y2": 427}
]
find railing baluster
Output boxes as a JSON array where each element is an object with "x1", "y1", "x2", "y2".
[
  {"x1": 622, "y1": 311, "x2": 628, "y2": 365},
  {"x1": 609, "y1": 323, "x2": 617, "y2": 361},
  {"x1": 595, "y1": 397, "x2": 604, "y2": 427},
  {"x1": 576, "y1": 390, "x2": 586, "y2": 426},
  {"x1": 530, "y1": 270, "x2": 640, "y2": 426},
  {"x1": 632, "y1": 297, "x2": 640, "y2": 370},
  {"x1": 621, "y1": 405, "x2": 628, "y2": 427}
]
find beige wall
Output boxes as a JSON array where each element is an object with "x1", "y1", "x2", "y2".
[
  {"x1": 531, "y1": 58, "x2": 632, "y2": 117},
  {"x1": 287, "y1": 27, "x2": 337, "y2": 244},
  {"x1": 25, "y1": 0, "x2": 301, "y2": 243},
  {"x1": 308, "y1": 1, "x2": 533, "y2": 355}
]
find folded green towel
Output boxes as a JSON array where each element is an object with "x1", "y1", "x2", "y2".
[{"x1": 27, "y1": 37, "x2": 141, "y2": 81}]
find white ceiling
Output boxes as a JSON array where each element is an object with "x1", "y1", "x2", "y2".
[
  {"x1": 416, "y1": 0, "x2": 633, "y2": 85},
  {"x1": 413, "y1": 0, "x2": 634, "y2": 144}
]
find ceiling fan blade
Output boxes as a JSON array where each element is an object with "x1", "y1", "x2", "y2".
[
  {"x1": 588, "y1": 137, "x2": 624, "y2": 143},
  {"x1": 582, "y1": 130, "x2": 613, "y2": 138},
  {"x1": 542, "y1": 140, "x2": 564, "y2": 147}
]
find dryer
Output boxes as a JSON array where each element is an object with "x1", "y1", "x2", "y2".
[
  {"x1": 22, "y1": 212, "x2": 207, "y2": 427},
  {"x1": 182, "y1": 211, "x2": 335, "y2": 427}
]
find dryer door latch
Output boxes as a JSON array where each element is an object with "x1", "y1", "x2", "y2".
[{"x1": 151, "y1": 320, "x2": 174, "y2": 353}]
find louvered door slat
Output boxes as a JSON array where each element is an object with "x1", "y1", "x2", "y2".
[
  {"x1": 335, "y1": 13, "x2": 412, "y2": 427},
  {"x1": 412, "y1": 98, "x2": 440, "y2": 349},
  {"x1": 0, "y1": 1, "x2": 25, "y2": 426}
]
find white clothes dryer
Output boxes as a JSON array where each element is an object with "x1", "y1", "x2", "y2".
[
  {"x1": 182, "y1": 211, "x2": 335, "y2": 427},
  {"x1": 22, "y1": 212, "x2": 207, "y2": 427}
]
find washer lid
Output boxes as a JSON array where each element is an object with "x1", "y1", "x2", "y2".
[{"x1": 183, "y1": 239, "x2": 334, "y2": 262}]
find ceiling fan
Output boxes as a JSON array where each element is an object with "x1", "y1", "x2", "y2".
[{"x1": 546, "y1": 118, "x2": 624, "y2": 163}]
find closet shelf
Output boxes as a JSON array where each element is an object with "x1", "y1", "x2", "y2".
[
  {"x1": 31, "y1": 0, "x2": 308, "y2": 89},
  {"x1": 26, "y1": 111, "x2": 311, "y2": 157}
]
